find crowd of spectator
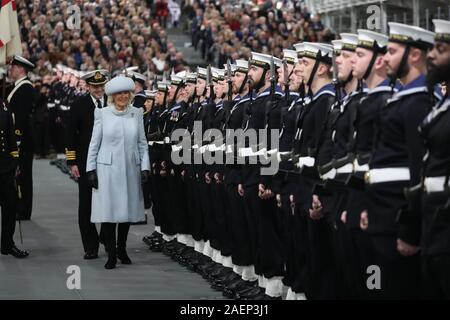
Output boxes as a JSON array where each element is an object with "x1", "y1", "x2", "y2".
[
  {"x1": 18, "y1": 0, "x2": 188, "y2": 80},
  {"x1": 184, "y1": 0, "x2": 335, "y2": 67}
]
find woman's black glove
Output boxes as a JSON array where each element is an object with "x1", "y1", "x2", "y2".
[
  {"x1": 86, "y1": 170, "x2": 98, "y2": 189},
  {"x1": 141, "y1": 170, "x2": 150, "y2": 184}
]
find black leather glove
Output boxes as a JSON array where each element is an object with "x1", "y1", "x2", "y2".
[
  {"x1": 86, "y1": 170, "x2": 98, "y2": 189},
  {"x1": 141, "y1": 170, "x2": 150, "y2": 184}
]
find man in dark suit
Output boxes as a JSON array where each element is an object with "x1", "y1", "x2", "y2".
[
  {"x1": 0, "y1": 98, "x2": 29, "y2": 258},
  {"x1": 7, "y1": 55, "x2": 36, "y2": 221},
  {"x1": 66, "y1": 70, "x2": 108, "y2": 260}
]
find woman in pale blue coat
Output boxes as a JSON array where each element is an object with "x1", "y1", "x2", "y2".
[{"x1": 86, "y1": 76, "x2": 150, "y2": 269}]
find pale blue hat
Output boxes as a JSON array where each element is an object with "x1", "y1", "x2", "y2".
[{"x1": 105, "y1": 76, "x2": 135, "y2": 96}]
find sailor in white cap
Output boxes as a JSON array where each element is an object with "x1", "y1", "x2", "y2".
[
  {"x1": 290, "y1": 42, "x2": 337, "y2": 299},
  {"x1": 336, "y1": 33, "x2": 359, "y2": 93},
  {"x1": 339, "y1": 29, "x2": 391, "y2": 299},
  {"x1": 420, "y1": 19, "x2": 450, "y2": 299},
  {"x1": 362, "y1": 22, "x2": 437, "y2": 299},
  {"x1": 232, "y1": 59, "x2": 250, "y2": 98},
  {"x1": 293, "y1": 42, "x2": 308, "y2": 101},
  {"x1": 280, "y1": 49, "x2": 299, "y2": 103},
  {"x1": 140, "y1": 88, "x2": 157, "y2": 227},
  {"x1": 127, "y1": 69, "x2": 147, "y2": 109},
  {"x1": 310, "y1": 33, "x2": 369, "y2": 300},
  {"x1": 237, "y1": 51, "x2": 285, "y2": 300},
  {"x1": 154, "y1": 71, "x2": 191, "y2": 257},
  {"x1": 85, "y1": 75, "x2": 150, "y2": 270},
  {"x1": 143, "y1": 79, "x2": 172, "y2": 253},
  {"x1": 66, "y1": 69, "x2": 109, "y2": 260},
  {"x1": 7, "y1": 55, "x2": 37, "y2": 221},
  {"x1": 273, "y1": 44, "x2": 310, "y2": 301},
  {"x1": 219, "y1": 58, "x2": 260, "y2": 300}
]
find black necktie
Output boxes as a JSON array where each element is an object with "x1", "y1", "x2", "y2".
[{"x1": 96, "y1": 99, "x2": 102, "y2": 109}]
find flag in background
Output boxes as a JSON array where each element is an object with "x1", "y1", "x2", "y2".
[{"x1": 0, "y1": 0, "x2": 22, "y2": 66}]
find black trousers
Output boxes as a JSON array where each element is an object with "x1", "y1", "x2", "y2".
[
  {"x1": 370, "y1": 235, "x2": 421, "y2": 299},
  {"x1": 227, "y1": 184, "x2": 253, "y2": 266},
  {"x1": 198, "y1": 171, "x2": 213, "y2": 242},
  {"x1": 0, "y1": 171, "x2": 17, "y2": 251},
  {"x1": 189, "y1": 173, "x2": 204, "y2": 242},
  {"x1": 149, "y1": 159, "x2": 163, "y2": 228},
  {"x1": 211, "y1": 180, "x2": 232, "y2": 257},
  {"x1": 304, "y1": 217, "x2": 338, "y2": 300},
  {"x1": 280, "y1": 193, "x2": 308, "y2": 293},
  {"x1": 78, "y1": 173, "x2": 100, "y2": 253},
  {"x1": 101, "y1": 222, "x2": 131, "y2": 254},
  {"x1": 422, "y1": 254, "x2": 450, "y2": 299},
  {"x1": 337, "y1": 227, "x2": 377, "y2": 299},
  {"x1": 243, "y1": 185, "x2": 262, "y2": 276},
  {"x1": 158, "y1": 173, "x2": 176, "y2": 236},
  {"x1": 208, "y1": 180, "x2": 223, "y2": 252},
  {"x1": 258, "y1": 195, "x2": 285, "y2": 279},
  {"x1": 168, "y1": 167, "x2": 189, "y2": 235},
  {"x1": 16, "y1": 150, "x2": 33, "y2": 220}
]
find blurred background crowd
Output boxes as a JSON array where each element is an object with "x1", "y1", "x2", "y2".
[{"x1": 183, "y1": 0, "x2": 334, "y2": 66}]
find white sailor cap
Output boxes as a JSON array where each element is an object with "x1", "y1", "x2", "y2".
[
  {"x1": 340, "y1": 33, "x2": 359, "y2": 52},
  {"x1": 222, "y1": 63, "x2": 237, "y2": 74},
  {"x1": 185, "y1": 72, "x2": 198, "y2": 84},
  {"x1": 302, "y1": 42, "x2": 333, "y2": 64},
  {"x1": 235, "y1": 60, "x2": 249, "y2": 73},
  {"x1": 212, "y1": 68, "x2": 225, "y2": 81},
  {"x1": 293, "y1": 43, "x2": 304, "y2": 58},
  {"x1": 105, "y1": 76, "x2": 135, "y2": 96},
  {"x1": 197, "y1": 67, "x2": 207, "y2": 80},
  {"x1": 171, "y1": 71, "x2": 186, "y2": 86},
  {"x1": 249, "y1": 52, "x2": 282, "y2": 69},
  {"x1": 283, "y1": 49, "x2": 298, "y2": 64},
  {"x1": 332, "y1": 40, "x2": 343, "y2": 55},
  {"x1": 433, "y1": 19, "x2": 450, "y2": 43},
  {"x1": 388, "y1": 22, "x2": 435, "y2": 50},
  {"x1": 144, "y1": 89, "x2": 157, "y2": 99},
  {"x1": 125, "y1": 69, "x2": 146, "y2": 84},
  {"x1": 157, "y1": 80, "x2": 171, "y2": 92},
  {"x1": 10, "y1": 55, "x2": 35, "y2": 69},
  {"x1": 357, "y1": 29, "x2": 389, "y2": 53},
  {"x1": 81, "y1": 69, "x2": 109, "y2": 85},
  {"x1": 123, "y1": 66, "x2": 139, "y2": 76}
]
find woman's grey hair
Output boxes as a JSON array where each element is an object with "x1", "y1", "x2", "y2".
[{"x1": 107, "y1": 91, "x2": 135, "y2": 106}]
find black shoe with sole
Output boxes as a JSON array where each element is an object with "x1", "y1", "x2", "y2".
[{"x1": 1, "y1": 246, "x2": 29, "y2": 258}]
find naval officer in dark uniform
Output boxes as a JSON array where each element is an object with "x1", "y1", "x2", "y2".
[
  {"x1": 7, "y1": 55, "x2": 36, "y2": 221},
  {"x1": 0, "y1": 98, "x2": 28, "y2": 258},
  {"x1": 65, "y1": 70, "x2": 109, "y2": 259}
]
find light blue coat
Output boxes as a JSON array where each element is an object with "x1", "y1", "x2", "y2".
[{"x1": 86, "y1": 105, "x2": 150, "y2": 223}]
